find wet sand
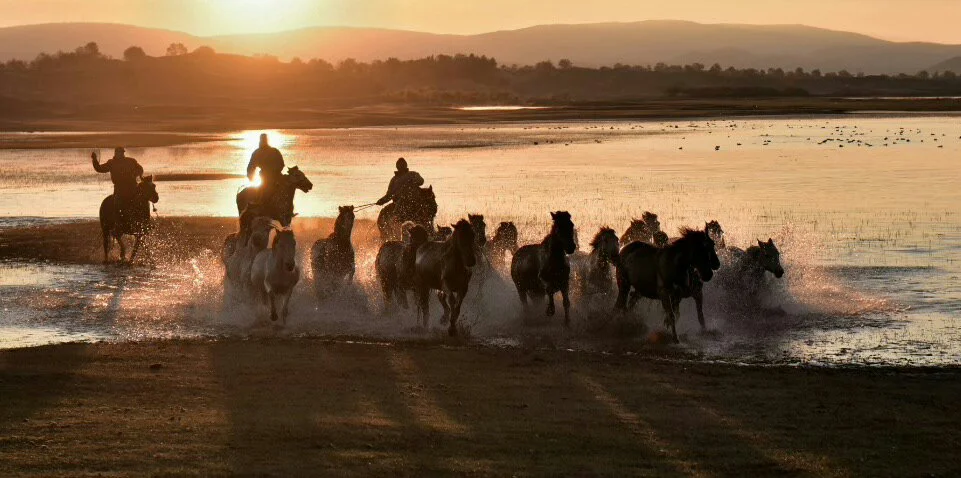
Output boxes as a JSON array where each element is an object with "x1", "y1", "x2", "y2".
[
  {"x1": 0, "y1": 339, "x2": 959, "y2": 477},
  {"x1": 0, "y1": 132, "x2": 224, "y2": 150}
]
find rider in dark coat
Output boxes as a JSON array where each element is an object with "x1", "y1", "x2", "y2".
[
  {"x1": 92, "y1": 147, "x2": 144, "y2": 219},
  {"x1": 376, "y1": 158, "x2": 424, "y2": 207},
  {"x1": 246, "y1": 133, "x2": 285, "y2": 203}
]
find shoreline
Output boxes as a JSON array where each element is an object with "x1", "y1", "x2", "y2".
[
  {"x1": 3, "y1": 98, "x2": 961, "y2": 149},
  {"x1": 1, "y1": 338, "x2": 959, "y2": 476}
]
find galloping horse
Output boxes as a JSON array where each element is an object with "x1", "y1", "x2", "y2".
[
  {"x1": 723, "y1": 239, "x2": 785, "y2": 303},
  {"x1": 250, "y1": 223, "x2": 300, "y2": 325},
  {"x1": 99, "y1": 175, "x2": 159, "y2": 264},
  {"x1": 376, "y1": 223, "x2": 430, "y2": 310},
  {"x1": 572, "y1": 227, "x2": 620, "y2": 296},
  {"x1": 486, "y1": 221, "x2": 519, "y2": 271},
  {"x1": 236, "y1": 166, "x2": 313, "y2": 229},
  {"x1": 615, "y1": 228, "x2": 720, "y2": 343},
  {"x1": 311, "y1": 206, "x2": 356, "y2": 298},
  {"x1": 413, "y1": 219, "x2": 477, "y2": 336},
  {"x1": 511, "y1": 211, "x2": 578, "y2": 325},
  {"x1": 620, "y1": 212, "x2": 662, "y2": 246},
  {"x1": 377, "y1": 185, "x2": 438, "y2": 242}
]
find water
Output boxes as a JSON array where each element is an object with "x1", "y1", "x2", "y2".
[{"x1": 0, "y1": 116, "x2": 959, "y2": 366}]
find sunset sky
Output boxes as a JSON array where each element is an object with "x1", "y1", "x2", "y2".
[{"x1": 1, "y1": 0, "x2": 960, "y2": 44}]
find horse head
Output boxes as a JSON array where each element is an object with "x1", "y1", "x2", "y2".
[
  {"x1": 336, "y1": 205, "x2": 355, "y2": 237},
  {"x1": 679, "y1": 228, "x2": 718, "y2": 282},
  {"x1": 590, "y1": 227, "x2": 620, "y2": 266},
  {"x1": 705, "y1": 220, "x2": 724, "y2": 245},
  {"x1": 435, "y1": 225, "x2": 453, "y2": 241},
  {"x1": 267, "y1": 221, "x2": 297, "y2": 271},
  {"x1": 653, "y1": 231, "x2": 670, "y2": 247},
  {"x1": 468, "y1": 214, "x2": 487, "y2": 247},
  {"x1": 757, "y1": 238, "x2": 784, "y2": 278},
  {"x1": 642, "y1": 211, "x2": 661, "y2": 233},
  {"x1": 139, "y1": 175, "x2": 159, "y2": 204},
  {"x1": 286, "y1": 166, "x2": 313, "y2": 193},
  {"x1": 550, "y1": 211, "x2": 577, "y2": 255},
  {"x1": 452, "y1": 219, "x2": 477, "y2": 267}
]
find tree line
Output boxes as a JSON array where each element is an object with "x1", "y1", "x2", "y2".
[{"x1": 3, "y1": 41, "x2": 961, "y2": 107}]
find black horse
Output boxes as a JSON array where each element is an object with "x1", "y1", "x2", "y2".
[
  {"x1": 99, "y1": 176, "x2": 159, "y2": 264},
  {"x1": 615, "y1": 228, "x2": 720, "y2": 343},
  {"x1": 311, "y1": 206, "x2": 356, "y2": 298},
  {"x1": 236, "y1": 166, "x2": 313, "y2": 231},
  {"x1": 377, "y1": 185, "x2": 438, "y2": 242},
  {"x1": 511, "y1": 211, "x2": 578, "y2": 325}
]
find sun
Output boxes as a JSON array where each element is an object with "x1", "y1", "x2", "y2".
[{"x1": 209, "y1": 0, "x2": 314, "y2": 34}]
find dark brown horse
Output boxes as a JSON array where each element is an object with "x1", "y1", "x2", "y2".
[
  {"x1": 311, "y1": 206, "x2": 356, "y2": 298},
  {"x1": 572, "y1": 227, "x2": 620, "y2": 296},
  {"x1": 620, "y1": 211, "x2": 662, "y2": 246},
  {"x1": 99, "y1": 175, "x2": 159, "y2": 264},
  {"x1": 375, "y1": 224, "x2": 430, "y2": 310},
  {"x1": 377, "y1": 185, "x2": 438, "y2": 242},
  {"x1": 413, "y1": 219, "x2": 477, "y2": 336},
  {"x1": 511, "y1": 211, "x2": 578, "y2": 325},
  {"x1": 615, "y1": 228, "x2": 720, "y2": 343},
  {"x1": 486, "y1": 221, "x2": 519, "y2": 271}
]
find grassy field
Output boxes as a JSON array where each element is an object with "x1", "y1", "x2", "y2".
[{"x1": 0, "y1": 339, "x2": 959, "y2": 477}]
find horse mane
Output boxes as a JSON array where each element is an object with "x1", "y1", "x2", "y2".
[{"x1": 589, "y1": 227, "x2": 616, "y2": 249}]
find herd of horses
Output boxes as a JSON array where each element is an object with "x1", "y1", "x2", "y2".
[{"x1": 99, "y1": 166, "x2": 786, "y2": 343}]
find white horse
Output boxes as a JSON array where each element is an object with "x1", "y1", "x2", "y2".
[{"x1": 250, "y1": 222, "x2": 300, "y2": 325}]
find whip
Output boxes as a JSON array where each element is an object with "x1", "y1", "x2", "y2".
[{"x1": 354, "y1": 202, "x2": 378, "y2": 212}]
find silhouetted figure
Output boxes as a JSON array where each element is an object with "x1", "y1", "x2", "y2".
[
  {"x1": 376, "y1": 158, "x2": 424, "y2": 206},
  {"x1": 92, "y1": 147, "x2": 144, "y2": 221},
  {"x1": 247, "y1": 133, "x2": 285, "y2": 203}
]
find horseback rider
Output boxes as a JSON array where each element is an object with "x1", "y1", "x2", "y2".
[
  {"x1": 92, "y1": 147, "x2": 144, "y2": 220},
  {"x1": 246, "y1": 133, "x2": 285, "y2": 204},
  {"x1": 376, "y1": 157, "x2": 424, "y2": 207}
]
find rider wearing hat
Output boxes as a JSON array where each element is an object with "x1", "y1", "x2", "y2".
[
  {"x1": 246, "y1": 133, "x2": 285, "y2": 203},
  {"x1": 376, "y1": 157, "x2": 424, "y2": 206},
  {"x1": 92, "y1": 147, "x2": 144, "y2": 219}
]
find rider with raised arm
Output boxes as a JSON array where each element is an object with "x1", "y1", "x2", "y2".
[
  {"x1": 376, "y1": 157, "x2": 424, "y2": 207},
  {"x1": 92, "y1": 147, "x2": 144, "y2": 220},
  {"x1": 247, "y1": 133, "x2": 285, "y2": 204}
]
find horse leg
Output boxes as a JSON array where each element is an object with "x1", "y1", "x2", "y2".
[
  {"x1": 281, "y1": 290, "x2": 293, "y2": 327},
  {"x1": 130, "y1": 235, "x2": 141, "y2": 263},
  {"x1": 117, "y1": 235, "x2": 127, "y2": 263},
  {"x1": 672, "y1": 296, "x2": 682, "y2": 343},
  {"x1": 561, "y1": 285, "x2": 571, "y2": 327},
  {"x1": 268, "y1": 293, "x2": 278, "y2": 322},
  {"x1": 614, "y1": 276, "x2": 630, "y2": 311},
  {"x1": 516, "y1": 288, "x2": 528, "y2": 307},
  {"x1": 437, "y1": 291, "x2": 451, "y2": 324},
  {"x1": 102, "y1": 229, "x2": 111, "y2": 264},
  {"x1": 545, "y1": 290, "x2": 556, "y2": 317},
  {"x1": 380, "y1": 276, "x2": 393, "y2": 309},
  {"x1": 448, "y1": 291, "x2": 463, "y2": 337},
  {"x1": 416, "y1": 287, "x2": 430, "y2": 330},
  {"x1": 658, "y1": 288, "x2": 679, "y2": 343},
  {"x1": 693, "y1": 281, "x2": 706, "y2": 330}
]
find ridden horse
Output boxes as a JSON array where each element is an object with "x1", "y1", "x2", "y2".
[
  {"x1": 620, "y1": 211, "x2": 662, "y2": 246},
  {"x1": 236, "y1": 166, "x2": 313, "y2": 230},
  {"x1": 376, "y1": 223, "x2": 430, "y2": 310},
  {"x1": 377, "y1": 185, "x2": 438, "y2": 242},
  {"x1": 572, "y1": 227, "x2": 620, "y2": 296},
  {"x1": 615, "y1": 228, "x2": 720, "y2": 343},
  {"x1": 99, "y1": 175, "x2": 159, "y2": 264},
  {"x1": 486, "y1": 221, "x2": 519, "y2": 270},
  {"x1": 413, "y1": 219, "x2": 477, "y2": 336},
  {"x1": 511, "y1": 211, "x2": 578, "y2": 325},
  {"x1": 250, "y1": 223, "x2": 300, "y2": 325},
  {"x1": 310, "y1": 206, "x2": 356, "y2": 298}
]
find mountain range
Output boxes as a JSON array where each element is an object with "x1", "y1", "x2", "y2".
[{"x1": 2, "y1": 21, "x2": 961, "y2": 74}]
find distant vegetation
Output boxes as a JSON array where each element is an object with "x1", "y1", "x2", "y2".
[{"x1": 4, "y1": 42, "x2": 961, "y2": 108}]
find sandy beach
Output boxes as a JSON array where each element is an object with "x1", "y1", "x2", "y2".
[{"x1": 0, "y1": 339, "x2": 959, "y2": 477}]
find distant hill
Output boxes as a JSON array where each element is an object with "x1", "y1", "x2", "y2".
[
  {"x1": 4, "y1": 21, "x2": 961, "y2": 74},
  {"x1": 929, "y1": 56, "x2": 961, "y2": 73}
]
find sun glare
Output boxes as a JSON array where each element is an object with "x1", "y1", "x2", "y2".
[{"x1": 211, "y1": 0, "x2": 313, "y2": 34}]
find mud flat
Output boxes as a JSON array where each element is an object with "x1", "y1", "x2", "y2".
[{"x1": 0, "y1": 339, "x2": 959, "y2": 477}]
